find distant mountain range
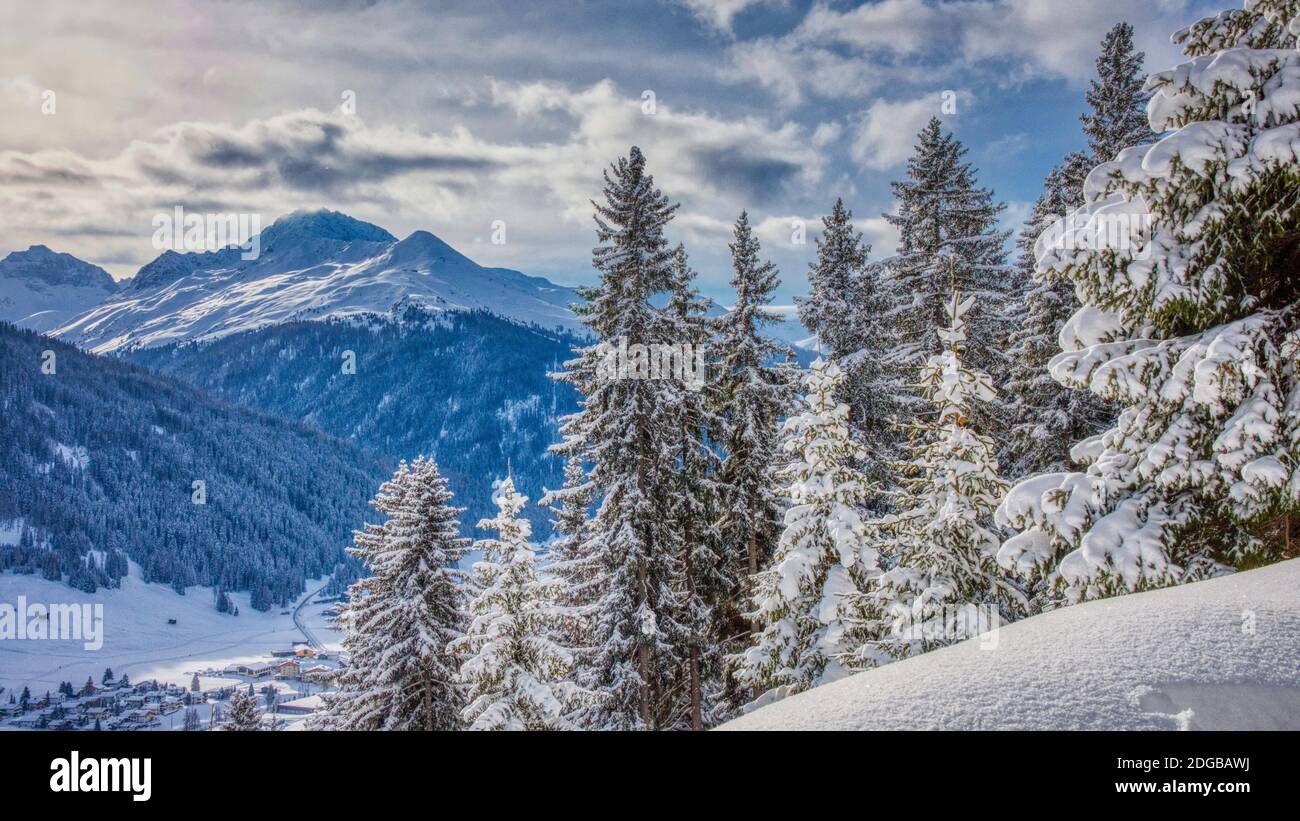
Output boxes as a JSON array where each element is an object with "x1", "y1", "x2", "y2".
[
  {"x1": 129, "y1": 308, "x2": 583, "y2": 538},
  {"x1": 54, "y1": 209, "x2": 586, "y2": 353},
  {"x1": 0, "y1": 245, "x2": 119, "y2": 332},
  {"x1": 0, "y1": 209, "x2": 811, "y2": 600}
]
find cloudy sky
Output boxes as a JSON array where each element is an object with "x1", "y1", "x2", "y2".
[{"x1": 0, "y1": 0, "x2": 1221, "y2": 304}]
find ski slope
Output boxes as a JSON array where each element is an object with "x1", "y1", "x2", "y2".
[{"x1": 721, "y1": 559, "x2": 1300, "y2": 731}]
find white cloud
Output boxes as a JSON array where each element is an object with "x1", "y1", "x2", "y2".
[
  {"x1": 850, "y1": 92, "x2": 970, "y2": 171},
  {"x1": 811, "y1": 120, "x2": 844, "y2": 147},
  {"x1": 0, "y1": 81, "x2": 830, "y2": 282},
  {"x1": 672, "y1": 0, "x2": 781, "y2": 34},
  {"x1": 722, "y1": 0, "x2": 1211, "y2": 105}
]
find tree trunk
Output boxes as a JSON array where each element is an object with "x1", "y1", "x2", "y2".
[
  {"x1": 689, "y1": 644, "x2": 702, "y2": 731},
  {"x1": 423, "y1": 673, "x2": 433, "y2": 731}
]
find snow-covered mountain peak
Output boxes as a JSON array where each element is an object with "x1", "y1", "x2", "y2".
[
  {"x1": 128, "y1": 247, "x2": 243, "y2": 292},
  {"x1": 54, "y1": 210, "x2": 585, "y2": 352},
  {"x1": 0, "y1": 245, "x2": 117, "y2": 291},
  {"x1": 0, "y1": 245, "x2": 120, "y2": 332},
  {"x1": 387, "y1": 230, "x2": 476, "y2": 269},
  {"x1": 260, "y1": 209, "x2": 397, "y2": 247}
]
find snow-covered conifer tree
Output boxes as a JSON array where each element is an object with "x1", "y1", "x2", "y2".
[
  {"x1": 732, "y1": 358, "x2": 878, "y2": 698},
  {"x1": 883, "y1": 119, "x2": 1013, "y2": 418},
  {"x1": 845, "y1": 287, "x2": 1023, "y2": 666},
  {"x1": 662, "y1": 244, "x2": 727, "y2": 729},
  {"x1": 1082, "y1": 22, "x2": 1154, "y2": 165},
  {"x1": 225, "y1": 689, "x2": 261, "y2": 731},
  {"x1": 795, "y1": 199, "x2": 893, "y2": 474},
  {"x1": 712, "y1": 213, "x2": 794, "y2": 706},
  {"x1": 313, "y1": 457, "x2": 469, "y2": 730},
  {"x1": 998, "y1": 0, "x2": 1300, "y2": 602},
  {"x1": 549, "y1": 146, "x2": 692, "y2": 730},
  {"x1": 1002, "y1": 23, "x2": 1156, "y2": 480},
  {"x1": 454, "y1": 476, "x2": 585, "y2": 730}
]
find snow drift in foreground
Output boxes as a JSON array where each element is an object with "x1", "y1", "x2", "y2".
[{"x1": 720, "y1": 559, "x2": 1300, "y2": 731}]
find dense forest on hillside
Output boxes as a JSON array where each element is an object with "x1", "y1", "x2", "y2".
[
  {"x1": 0, "y1": 322, "x2": 387, "y2": 606},
  {"x1": 128, "y1": 307, "x2": 584, "y2": 535}
]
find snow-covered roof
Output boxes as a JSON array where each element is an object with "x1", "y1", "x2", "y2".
[{"x1": 721, "y1": 559, "x2": 1300, "y2": 731}]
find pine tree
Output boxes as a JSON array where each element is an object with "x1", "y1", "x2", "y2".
[
  {"x1": 101, "y1": 667, "x2": 113, "y2": 685},
  {"x1": 660, "y1": 244, "x2": 729, "y2": 729},
  {"x1": 453, "y1": 476, "x2": 586, "y2": 730},
  {"x1": 795, "y1": 199, "x2": 893, "y2": 478},
  {"x1": 1002, "y1": 22, "x2": 1156, "y2": 482},
  {"x1": 537, "y1": 457, "x2": 604, "y2": 728},
  {"x1": 998, "y1": 0, "x2": 1300, "y2": 602},
  {"x1": 712, "y1": 212, "x2": 794, "y2": 711},
  {"x1": 1000, "y1": 154, "x2": 1114, "y2": 481},
  {"x1": 1081, "y1": 22, "x2": 1153, "y2": 165},
  {"x1": 549, "y1": 146, "x2": 692, "y2": 730},
  {"x1": 225, "y1": 690, "x2": 261, "y2": 731},
  {"x1": 538, "y1": 457, "x2": 598, "y2": 650},
  {"x1": 883, "y1": 119, "x2": 1013, "y2": 428},
  {"x1": 732, "y1": 359, "x2": 879, "y2": 698},
  {"x1": 190, "y1": 673, "x2": 200, "y2": 692},
  {"x1": 314, "y1": 457, "x2": 470, "y2": 730},
  {"x1": 845, "y1": 288, "x2": 1024, "y2": 667}
]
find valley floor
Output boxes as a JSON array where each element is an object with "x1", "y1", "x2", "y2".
[{"x1": 0, "y1": 563, "x2": 343, "y2": 698}]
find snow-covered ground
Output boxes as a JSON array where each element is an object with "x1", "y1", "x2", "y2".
[
  {"x1": 721, "y1": 559, "x2": 1300, "y2": 731},
  {"x1": 0, "y1": 563, "x2": 342, "y2": 696}
]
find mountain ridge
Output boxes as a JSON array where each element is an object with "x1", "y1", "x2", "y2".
[
  {"x1": 0, "y1": 245, "x2": 120, "y2": 332},
  {"x1": 54, "y1": 209, "x2": 587, "y2": 353}
]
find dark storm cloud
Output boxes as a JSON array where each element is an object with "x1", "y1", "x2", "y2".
[
  {"x1": 155, "y1": 115, "x2": 500, "y2": 194},
  {"x1": 0, "y1": 156, "x2": 99, "y2": 187},
  {"x1": 694, "y1": 147, "x2": 804, "y2": 203}
]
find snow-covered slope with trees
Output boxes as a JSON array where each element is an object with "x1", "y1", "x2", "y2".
[
  {"x1": 126, "y1": 309, "x2": 581, "y2": 537},
  {"x1": 721, "y1": 558, "x2": 1300, "y2": 731},
  {"x1": 0, "y1": 245, "x2": 119, "y2": 332},
  {"x1": 54, "y1": 209, "x2": 586, "y2": 352},
  {"x1": 0, "y1": 322, "x2": 384, "y2": 601}
]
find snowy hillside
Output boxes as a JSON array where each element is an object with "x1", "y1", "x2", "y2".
[
  {"x1": 54, "y1": 209, "x2": 586, "y2": 353},
  {"x1": 0, "y1": 561, "x2": 341, "y2": 696},
  {"x1": 721, "y1": 560, "x2": 1300, "y2": 731},
  {"x1": 127, "y1": 309, "x2": 581, "y2": 537},
  {"x1": 0, "y1": 245, "x2": 119, "y2": 332}
]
